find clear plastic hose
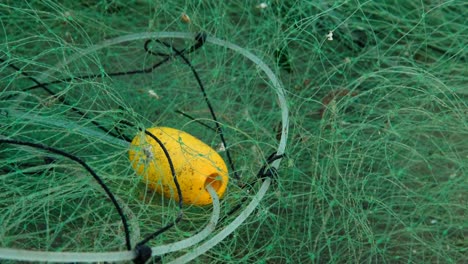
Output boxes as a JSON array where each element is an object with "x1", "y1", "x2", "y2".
[
  {"x1": 1, "y1": 32, "x2": 288, "y2": 263},
  {"x1": 0, "y1": 185, "x2": 220, "y2": 262},
  {"x1": 168, "y1": 178, "x2": 271, "y2": 264}
]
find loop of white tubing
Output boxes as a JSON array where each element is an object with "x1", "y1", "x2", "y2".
[
  {"x1": 150, "y1": 184, "x2": 220, "y2": 255},
  {"x1": 35, "y1": 31, "x2": 289, "y2": 168},
  {"x1": 1, "y1": 32, "x2": 288, "y2": 263},
  {"x1": 0, "y1": 185, "x2": 220, "y2": 262},
  {"x1": 168, "y1": 178, "x2": 271, "y2": 264}
]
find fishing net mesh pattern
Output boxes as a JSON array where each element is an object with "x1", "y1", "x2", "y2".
[{"x1": 1, "y1": 1, "x2": 467, "y2": 263}]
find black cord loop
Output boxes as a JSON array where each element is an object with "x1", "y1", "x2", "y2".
[
  {"x1": 218, "y1": 152, "x2": 285, "y2": 224},
  {"x1": 0, "y1": 32, "x2": 283, "y2": 263},
  {"x1": 0, "y1": 139, "x2": 132, "y2": 250},
  {"x1": 256, "y1": 152, "x2": 285, "y2": 181},
  {"x1": 133, "y1": 244, "x2": 152, "y2": 264},
  {"x1": 135, "y1": 130, "x2": 184, "y2": 247},
  {"x1": 152, "y1": 38, "x2": 240, "y2": 182},
  {"x1": 1, "y1": 33, "x2": 209, "y2": 262}
]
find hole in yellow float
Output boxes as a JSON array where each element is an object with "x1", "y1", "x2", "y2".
[
  {"x1": 205, "y1": 173, "x2": 222, "y2": 192},
  {"x1": 129, "y1": 127, "x2": 229, "y2": 206}
]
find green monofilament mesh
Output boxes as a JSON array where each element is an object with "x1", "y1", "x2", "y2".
[{"x1": 1, "y1": 1, "x2": 467, "y2": 263}]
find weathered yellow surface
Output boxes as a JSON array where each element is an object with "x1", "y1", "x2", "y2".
[{"x1": 129, "y1": 127, "x2": 228, "y2": 206}]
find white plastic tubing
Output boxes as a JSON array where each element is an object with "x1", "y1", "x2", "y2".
[
  {"x1": 0, "y1": 32, "x2": 289, "y2": 263},
  {"x1": 0, "y1": 185, "x2": 220, "y2": 262}
]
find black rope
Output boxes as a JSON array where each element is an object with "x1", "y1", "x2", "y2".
[
  {"x1": 0, "y1": 131, "x2": 187, "y2": 263},
  {"x1": 1, "y1": 33, "x2": 208, "y2": 142},
  {"x1": 143, "y1": 129, "x2": 183, "y2": 210},
  {"x1": 152, "y1": 38, "x2": 240, "y2": 182},
  {"x1": 5, "y1": 33, "x2": 203, "y2": 94},
  {"x1": 0, "y1": 138, "x2": 132, "y2": 250},
  {"x1": 133, "y1": 244, "x2": 153, "y2": 264},
  {"x1": 219, "y1": 152, "x2": 285, "y2": 224},
  {"x1": 143, "y1": 32, "x2": 206, "y2": 58},
  {"x1": 256, "y1": 152, "x2": 284, "y2": 181},
  {"x1": 0, "y1": 58, "x2": 131, "y2": 142},
  {"x1": 133, "y1": 129, "x2": 184, "y2": 263},
  {"x1": 1, "y1": 33, "x2": 281, "y2": 263},
  {"x1": 1, "y1": 34, "x2": 209, "y2": 263},
  {"x1": 0, "y1": 34, "x2": 208, "y2": 143},
  {"x1": 19, "y1": 58, "x2": 170, "y2": 93}
]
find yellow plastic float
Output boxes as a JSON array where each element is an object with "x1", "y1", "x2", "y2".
[{"x1": 128, "y1": 127, "x2": 229, "y2": 206}]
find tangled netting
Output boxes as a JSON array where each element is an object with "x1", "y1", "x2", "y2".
[
  {"x1": 0, "y1": 32, "x2": 288, "y2": 263},
  {"x1": 2, "y1": 1, "x2": 468, "y2": 263}
]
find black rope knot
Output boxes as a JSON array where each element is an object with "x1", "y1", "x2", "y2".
[
  {"x1": 256, "y1": 152, "x2": 285, "y2": 182},
  {"x1": 195, "y1": 32, "x2": 207, "y2": 46},
  {"x1": 133, "y1": 244, "x2": 152, "y2": 264}
]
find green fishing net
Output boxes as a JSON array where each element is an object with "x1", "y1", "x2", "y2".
[{"x1": 1, "y1": 1, "x2": 467, "y2": 263}]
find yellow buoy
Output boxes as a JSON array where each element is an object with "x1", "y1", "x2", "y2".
[{"x1": 128, "y1": 127, "x2": 229, "y2": 206}]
